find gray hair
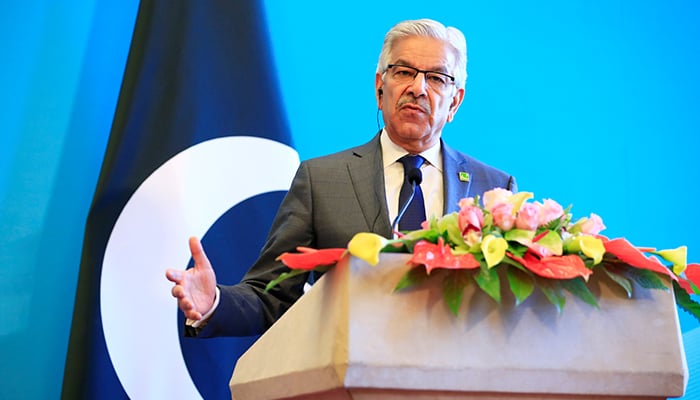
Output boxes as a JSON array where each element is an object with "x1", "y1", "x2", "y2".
[{"x1": 376, "y1": 19, "x2": 467, "y2": 89}]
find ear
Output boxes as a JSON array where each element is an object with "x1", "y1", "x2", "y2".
[
  {"x1": 375, "y1": 73, "x2": 384, "y2": 109},
  {"x1": 446, "y1": 87, "x2": 465, "y2": 123}
]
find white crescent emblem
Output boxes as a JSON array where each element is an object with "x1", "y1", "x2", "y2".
[{"x1": 100, "y1": 136, "x2": 299, "y2": 398}]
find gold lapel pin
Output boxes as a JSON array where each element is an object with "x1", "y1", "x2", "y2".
[{"x1": 458, "y1": 171, "x2": 470, "y2": 182}]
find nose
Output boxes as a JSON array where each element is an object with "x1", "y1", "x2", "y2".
[{"x1": 407, "y1": 72, "x2": 428, "y2": 96}]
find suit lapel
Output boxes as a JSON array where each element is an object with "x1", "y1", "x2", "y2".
[
  {"x1": 344, "y1": 135, "x2": 483, "y2": 234},
  {"x1": 442, "y1": 141, "x2": 473, "y2": 214},
  {"x1": 347, "y1": 133, "x2": 393, "y2": 237}
]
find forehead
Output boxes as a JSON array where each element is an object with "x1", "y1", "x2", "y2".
[{"x1": 390, "y1": 36, "x2": 456, "y2": 71}]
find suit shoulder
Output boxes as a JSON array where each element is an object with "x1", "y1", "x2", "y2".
[
  {"x1": 444, "y1": 143, "x2": 517, "y2": 192},
  {"x1": 448, "y1": 146, "x2": 512, "y2": 178},
  {"x1": 467, "y1": 154, "x2": 511, "y2": 178},
  {"x1": 299, "y1": 137, "x2": 378, "y2": 168}
]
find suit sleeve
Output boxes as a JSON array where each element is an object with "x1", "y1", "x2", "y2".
[{"x1": 194, "y1": 162, "x2": 316, "y2": 337}]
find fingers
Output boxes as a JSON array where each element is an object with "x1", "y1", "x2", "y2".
[
  {"x1": 171, "y1": 284, "x2": 185, "y2": 299},
  {"x1": 179, "y1": 297, "x2": 202, "y2": 321},
  {"x1": 166, "y1": 236, "x2": 217, "y2": 321},
  {"x1": 179, "y1": 298, "x2": 199, "y2": 318},
  {"x1": 189, "y1": 236, "x2": 212, "y2": 271},
  {"x1": 187, "y1": 311, "x2": 202, "y2": 321},
  {"x1": 165, "y1": 269, "x2": 182, "y2": 283},
  {"x1": 170, "y1": 285, "x2": 202, "y2": 320}
]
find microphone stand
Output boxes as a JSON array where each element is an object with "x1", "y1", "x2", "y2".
[{"x1": 391, "y1": 168, "x2": 423, "y2": 235}]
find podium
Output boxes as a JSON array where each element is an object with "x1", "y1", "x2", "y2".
[{"x1": 229, "y1": 254, "x2": 688, "y2": 399}]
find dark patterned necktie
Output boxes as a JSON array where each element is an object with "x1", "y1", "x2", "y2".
[{"x1": 398, "y1": 155, "x2": 426, "y2": 231}]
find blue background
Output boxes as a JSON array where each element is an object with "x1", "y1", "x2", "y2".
[{"x1": 1, "y1": 1, "x2": 698, "y2": 398}]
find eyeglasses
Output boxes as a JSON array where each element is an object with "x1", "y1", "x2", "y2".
[{"x1": 386, "y1": 64, "x2": 455, "y2": 91}]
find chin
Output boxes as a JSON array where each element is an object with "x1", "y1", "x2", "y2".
[{"x1": 396, "y1": 126, "x2": 430, "y2": 139}]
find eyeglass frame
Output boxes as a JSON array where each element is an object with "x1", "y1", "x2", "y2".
[{"x1": 385, "y1": 64, "x2": 455, "y2": 90}]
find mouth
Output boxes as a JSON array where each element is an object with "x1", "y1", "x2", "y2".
[
  {"x1": 398, "y1": 102, "x2": 429, "y2": 114},
  {"x1": 402, "y1": 103, "x2": 423, "y2": 111}
]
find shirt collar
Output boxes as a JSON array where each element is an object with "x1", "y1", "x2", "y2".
[{"x1": 380, "y1": 128, "x2": 443, "y2": 171}]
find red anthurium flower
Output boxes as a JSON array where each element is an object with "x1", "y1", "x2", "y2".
[
  {"x1": 679, "y1": 263, "x2": 700, "y2": 294},
  {"x1": 410, "y1": 238, "x2": 480, "y2": 274},
  {"x1": 685, "y1": 263, "x2": 700, "y2": 284},
  {"x1": 508, "y1": 252, "x2": 593, "y2": 280},
  {"x1": 276, "y1": 247, "x2": 345, "y2": 270},
  {"x1": 636, "y1": 247, "x2": 657, "y2": 253},
  {"x1": 528, "y1": 243, "x2": 552, "y2": 258},
  {"x1": 678, "y1": 279, "x2": 694, "y2": 295},
  {"x1": 602, "y1": 238, "x2": 676, "y2": 280}
]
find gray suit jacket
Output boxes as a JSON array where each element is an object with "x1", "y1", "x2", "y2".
[{"x1": 194, "y1": 133, "x2": 516, "y2": 337}]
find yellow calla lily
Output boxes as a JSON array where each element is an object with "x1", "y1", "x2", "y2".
[
  {"x1": 655, "y1": 246, "x2": 687, "y2": 275},
  {"x1": 481, "y1": 234, "x2": 508, "y2": 268},
  {"x1": 506, "y1": 192, "x2": 534, "y2": 215},
  {"x1": 566, "y1": 235, "x2": 605, "y2": 265},
  {"x1": 347, "y1": 232, "x2": 388, "y2": 266}
]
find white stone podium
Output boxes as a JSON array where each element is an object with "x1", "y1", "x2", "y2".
[{"x1": 229, "y1": 254, "x2": 688, "y2": 399}]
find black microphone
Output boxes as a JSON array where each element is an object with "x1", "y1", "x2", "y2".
[
  {"x1": 408, "y1": 167, "x2": 423, "y2": 185},
  {"x1": 392, "y1": 167, "x2": 423, "y2": 233}
]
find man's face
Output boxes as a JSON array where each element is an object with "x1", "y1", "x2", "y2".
[{"x1": 376, "y1": 36, "x2": 465, "y2": 153}]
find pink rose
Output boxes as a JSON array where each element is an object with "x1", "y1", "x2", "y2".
[
  {"x1": 580, "y1": 213, "x2": 606, "y2": 235},
  {"x1": 515, "y1": 203, "x2": 540, "y2": 231},
  {"x1": 491, "y1": 202, "x2": 515, "y2": 231},
  {"x1": 483, "y1": 188, "x2": 513, "y2": 211},
  {"x1": 458, "y1": 197, "x2": 476, "y2": 208},
  {"x1": 459, "y1": 205, "x2": 484, "y2": 234},
  {"x1": 538, "y1": 199, "x2": 564, "y2": 226}
]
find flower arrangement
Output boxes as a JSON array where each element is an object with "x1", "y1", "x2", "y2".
[{"x1": 267, "y1": 189, "x2": 700, "y2": 318}]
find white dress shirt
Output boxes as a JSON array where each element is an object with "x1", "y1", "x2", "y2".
[{"x1": 380, "y1": 129, "x2": 444, "y2": 229}]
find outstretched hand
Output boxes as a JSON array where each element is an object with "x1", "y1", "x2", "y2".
[{"x1": 165, "y1": 237, "x2": 217, "y2": 321}]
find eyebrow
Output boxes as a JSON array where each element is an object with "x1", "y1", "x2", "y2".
[{"x1": 392, "y1": 59, "x2": 449, "y2": 73}]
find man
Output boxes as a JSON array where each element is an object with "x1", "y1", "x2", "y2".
[{"x1": 166, "y1": 18, "x2": 516, "y2": 337}]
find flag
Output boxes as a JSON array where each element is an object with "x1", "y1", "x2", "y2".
[{"x1": 62, "y1": 1, "x2": 299, "y2": 399}]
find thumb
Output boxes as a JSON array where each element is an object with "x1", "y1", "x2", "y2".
[{"x1": 189, "y1": 236, "x2": 213, "y2": 271}]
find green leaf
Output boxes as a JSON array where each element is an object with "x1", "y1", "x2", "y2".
[
  {"x1": 482, "y1": 212, "x2": 494, "y2": 232},
  {"x1": 620, "y1": 266, "x2": 669, "y2": 291},
  {"x1": 442, "y1": 270, "x2": 471, "y2": 316},
  {"x1": 506, "y1": 243, "x2": 528, "y2": 258},
  {"x1": 264, "y1": 269, "x2": 308, "y2": 292},
  {"x1": 543, "y1": 205, "x2": 572, "y2": 232},
  {"x1": 380, "y1": 243, "x2": 409, "y2": 253},
  {"x1": 561, "y1": 278, "x2": 599, "y2": 308},
  {"x1": 394, "y1": 267, "x2": 430, "y2": 291},
  {"x1": 688, "y1": 280, "x2": 700, "y2": 295},
  {"x1": 535, "y1": 230, "x2": 563, "y2": 256},
  {"x1": 500, "y1": 255, "x2": 526, "y2": 271},
  {"x1": 506, "y1": 266, "x2": 535, "y2": 305},
  {"x1": 396, "y1": 229, "x2": 439, "y2": 252},
  {"x1": 673, "y1": 281, "x2": 700, "y2": 324},
  {"x1": 504, "y1": 229, "x2": 535, "y2": 246},
  {"x1": 602, "y1": 266, "x2": 633, "y2": 298},
  {"x1": 474, "y1": 266, "x2": 501, "y2": 304},
  {"x1": 437, "y1": 212, "x2": 468, "y2": 249},
  {"x1": 537, "y1": 279, "x2": 566, "y2": 314}
]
